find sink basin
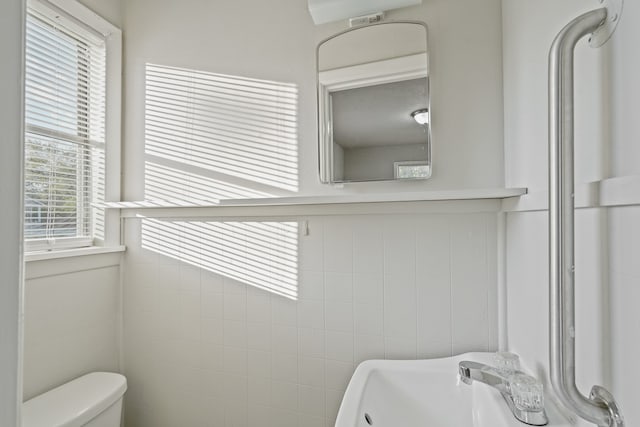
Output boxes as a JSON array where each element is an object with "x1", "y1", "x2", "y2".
[{"x1": 335, "y1": 352, "x2": 570, "y2": 427}]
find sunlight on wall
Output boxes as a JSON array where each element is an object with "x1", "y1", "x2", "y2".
[
  {"x1": 144, "y1": 63, "x2": 299, "y2": 201},
  {"x1": 145, "y1": 160, "x2": 272, "y2": 203},
  {"x1": 142, "y1": 219, "x2": 299, "y2": 300}
]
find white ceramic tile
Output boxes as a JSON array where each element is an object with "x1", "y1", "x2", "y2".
[
  {"x1": 225, "y1": 403, "x2": 249, "y2": 427},
  {"x1": 415, "y1": 217, "x2": 452, "y2": 347},
  {"x1": 224, "y1": 277, "x2": 247, "y2": 295},
  {"x1": 224, "y1": 293, "x2": 247, "y2": 321},
  {"x1": 299, "y1": 385, "x2": 325, "y2": 417},
  {"x1": 272, "y1": 352, "x2": 298, "y2": 383},
  {"x1": 246, "y1": 291, "x2": 271, "y2": 323},
  {"x1": 298, "y1": 414, "x2": 325, "y2": 427},
  {"x1": 201, "y1": 270, "x2": 224, "y2": 293},
  {"x1": 202, "y1": 291, "x2": 224, "y2": 318},
  {"x1": 325, "y1": 360, "x2": 354, "y2": 391},
  {"x1": 324, "y1": 272, "x2": 353, "y2": 302},
  {"x1": 353, "y1": 218, "x2": 384, "y2": 274},
  {"x1": 153, "y1": 311, "x2": 182, "y2": 340},
  {"x1": 120, "y1": 212, "x2": 504, "y2": 427},
  {"x1": 247, "y1": 322, "x2": 271, "y2": 351},
  {"x1": 325, "y1": 388, "x2": 345, "y2": 423},
  {"x1": 126, "y1": 282, "x2": 155, "y2": 314},
  {"x1": 417, "y1": 340, "x2": 452, "y2": 359},
  {"x1": 270, "y1": 408, "x2": 298, "y2": 427},
  {"x1": 202, "y1": 370, "x2": 225, "y2": 397},
  {"x1": 181, "y1": 291, "x2": 201, "y2": 317},
  {"x1": 325, "y1": 301, "x2": 353, "y2": 332},
  {"x1": 202, "y1": 317, "x2": 223, "y2": 344},
  {"x1": 485, "y1": 215, "x2": 499, "y2": 351},
  {"x1": 323, "y1": 218, "x2": 353, "y2": 273},
  {"x1": 127, "y1": 262, "x2": 159, "y2": 291},
  {"x1": 156, "y1": 264, "x2": 180, "y2": 292},
  {"x1": 248, "y1": 377, "x2": 271, "y2": 406},
  {"x1": 179, "y1": 315, "x2": 201, "y2": 341},
  {"x1": 384, "y1": 334, "x2": 417, "y2": 360},
  {"x1": 354, "y1": 303, "x2": 383, "y2": 336},
  {"x1": 223, "y1": 373, "x2": 248, "y2": 403},
  {"x1": 271, "y1": 296, "x2": 297, "y2": 325},
  {"x1": 450, "y1": 215, "x2": 489, "y2": 353},
  {"x1": 383, "y1": 219, "x2": 417, "y2": 276},
  {"x1": 271, "y1": 381, "x2": 298, "y2": 411},
  {"x1": 201, "y1": 342, "x2": 223, "y2": 371},
  {"x1": 247, "y1": 404, "x2": 270, "y2": 427},
  {"x1": 298, "y1": 356, "x2": 325, "y2": 387},
  {"x1": 223, "y1": 346, "x2": 248, "y2": 376},
  {"x1": 180, "y1": 264, "x2": 201, "y2": 293},
  {"x1": 353, "y1": 272, "x2": 383, "y2": 305},
  {"x1": 300, "y1": 218, "x2": 324, "y2": 271},
  {"x1": 298, "y1": 299, "x2": 324, "y2": 329},
  {"x1": 325, "y1": 330, "x2": 353, "y2": 362},
  {"x1": 299, "y1": 328, "x2": 325, "y2": 358},
  {"x1": 247, "y1": 350, "x2": 271, "y2": 379},
  {"x1": 383, "y1": 272, "x2": 417, "y2": 338},
  {"x1": 154, "y1": 289, "x2": 181, "y2": 316},
  {"x1": 354, "y1": 334, "x2": 385, "y2": 364},
  {"x1": 224, "y1": 320, "x2": 247, "y2": 348},
  {"x1": 271, "y1": 324, "x2": 298, "y2": 354},
  {"x1": 299, "y1": 270, "x2": 325, "y2": 300}
]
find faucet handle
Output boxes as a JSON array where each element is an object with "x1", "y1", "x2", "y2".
[
  {"x1": 493, "y1": 352, "x2": 521, "y2": 374},
  {"x1": 508, "y1": 373, "x2": 545, "y2": 412}
]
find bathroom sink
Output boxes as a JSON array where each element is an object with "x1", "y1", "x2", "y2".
[{"x1": 335, "y1": 352, "x2": 570, "y2": 427}]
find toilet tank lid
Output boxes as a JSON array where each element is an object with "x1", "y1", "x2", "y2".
[{"x1": 22, "y1": 372, "x2": 127, "y2": 427}]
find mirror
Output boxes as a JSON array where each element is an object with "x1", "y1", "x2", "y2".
[{"x1": 317, "y1": 21, "x2": 430, "y2": 183}]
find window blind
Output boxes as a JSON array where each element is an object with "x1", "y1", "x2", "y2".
[{"x1": 24, "y1": 9, "x2": 106, "y2": 247}]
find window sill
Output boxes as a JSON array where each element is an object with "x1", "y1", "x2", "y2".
[{"x1": 24, "y1": 245, "x2": 126, "y2": 263}]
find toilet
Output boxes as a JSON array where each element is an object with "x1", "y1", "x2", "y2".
[{"x1": 22, "y1": 372, "x2": 127, "y2": 427}]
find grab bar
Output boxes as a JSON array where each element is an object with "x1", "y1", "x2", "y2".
[{"x1": 548, "y1": 8, "x2": 624, "y2": 427}]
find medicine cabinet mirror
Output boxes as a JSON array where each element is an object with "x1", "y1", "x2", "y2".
[{"x1": 317, "y1": 21, "x2": 431, "y2": 183}]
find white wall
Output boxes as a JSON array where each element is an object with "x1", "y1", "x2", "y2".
[
  {"x1": 122, "y1": 207, "x2": 499, "y2": 427},
  {"x1": 22, "y1": 255, "x2": 122, "y2": 401},
  {"x1": 118, "y1": 2, "x2": 506, "y2": 426},
  {"x1": 19, "y1": 0, "x2": 124, "y2": 405},
  {"x1": 503, "y1": 0, "x2": 640, "y2": 425},
  {"x1": 78, "y1": 0, "x2": 122, "y2": 27},
  {"x1": 0, "y1": 0, "x2": 24, "y2": 424},
  {"x1": 121, "y1": 0, "x2": 505, "y2": 201}
]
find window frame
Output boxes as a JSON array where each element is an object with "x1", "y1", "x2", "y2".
[{"x1": 24, "y1": 0, "x2": 121, "y2": 253}]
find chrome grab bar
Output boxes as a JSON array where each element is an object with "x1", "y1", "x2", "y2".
[{"x1": 548, "y1": 7, "x2": 624, "y2": 427}]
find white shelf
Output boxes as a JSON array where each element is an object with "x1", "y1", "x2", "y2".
[
  {"x1": 105, "y1": 188, "x2": 527, "y2": 209},
  {"x1": 103, "y1": 188, "x2": 527, "y2": 218}
]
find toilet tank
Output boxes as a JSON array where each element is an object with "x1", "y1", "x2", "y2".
[{"x1": 22, "y1": 372, "x2": 127, "y2": 427}]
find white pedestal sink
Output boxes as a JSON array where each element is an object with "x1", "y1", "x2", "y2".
[{"x1": 335, "y1": 352, "x2": 571, "y2": 427}]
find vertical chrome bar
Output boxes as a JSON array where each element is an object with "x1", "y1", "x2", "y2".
[{"x1": 549, "y1": 8, "x2": 623, "y2": 427}]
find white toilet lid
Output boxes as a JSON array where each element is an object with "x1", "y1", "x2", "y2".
[{"x1": 22, "y1": 372, "x2": 127, "y2": 427}]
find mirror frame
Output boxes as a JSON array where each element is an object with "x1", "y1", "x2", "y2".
[{"x1": 316, "y1": 20, "x2": 431, "y2": 184}]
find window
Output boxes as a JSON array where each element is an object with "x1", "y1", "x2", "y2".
[
  {"x1": 24, "y1": 0, "x2": 121, "y2": 252},
  {"x1": 394, "y1": 160, "x2": 431, "y2": 179}
]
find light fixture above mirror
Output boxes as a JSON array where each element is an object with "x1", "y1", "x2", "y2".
[{"x1": 307, "y1": 0, "x2": 422, "y2": 25}]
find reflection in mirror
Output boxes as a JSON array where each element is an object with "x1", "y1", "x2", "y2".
[{"x1": 317, "y1": 21, "x2": 430, "y2": 183}]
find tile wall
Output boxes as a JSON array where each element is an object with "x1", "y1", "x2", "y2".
[{"x1": 122, "y1": 212, "x2": 497, "y2": 427}]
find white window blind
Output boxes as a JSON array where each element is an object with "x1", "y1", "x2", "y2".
[{"x1": 24, "y1": 7, "x2": 106, "y2": 249}]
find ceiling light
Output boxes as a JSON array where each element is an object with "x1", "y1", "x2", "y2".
[{"x1": 411, "y1": 108, "x2": 429, "y2": 125}]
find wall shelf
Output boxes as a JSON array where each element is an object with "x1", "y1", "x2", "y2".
[{"x1": 103, "y1": 188, "x2": 527, "y2": 218}]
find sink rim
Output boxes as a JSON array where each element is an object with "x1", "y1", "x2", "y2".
[{"x1": 335, "y1": 351, "x2": 573, "y2": 427}]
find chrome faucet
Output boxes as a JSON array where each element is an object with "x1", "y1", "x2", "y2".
[{"x1": 459, "y1": 357, "x2": 548, "y2": 426}]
